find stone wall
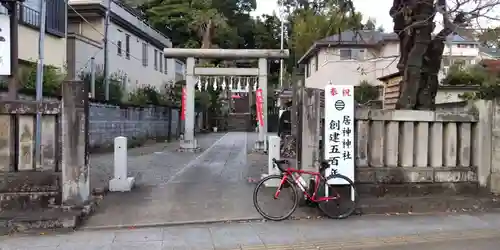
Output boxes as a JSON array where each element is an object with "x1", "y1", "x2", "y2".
[
  {"x1": 299, "y1": 87, "x2": 500, "y2": 196},
  {"x1": 354, "y1": 109, "x2": 479, "y2": 196},
  {"x1": 0, "y1": 92, "x2": 205, "y2": 150}
]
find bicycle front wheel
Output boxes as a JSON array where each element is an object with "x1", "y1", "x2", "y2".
[
  {"x1": 253, "y1": 174, "x2": 298, "y2": 221},
  {"x1": 317, "y1": 174, "x2": 358, "y2": 219}
]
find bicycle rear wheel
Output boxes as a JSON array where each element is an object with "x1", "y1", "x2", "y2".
[
  {"x1": 317, "y1": 174, "x2": 357, "y2": 219},
  {"x1": 253, "y1": 174, "x2": 298, "y2": 221}
]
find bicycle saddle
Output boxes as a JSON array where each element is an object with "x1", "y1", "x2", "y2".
[
  {"x1": 319, "y1": 160, "x2": 330, "y2": 172},
  {"x1": 273, "y1": 158, "x2": 289, "y2": 165}
]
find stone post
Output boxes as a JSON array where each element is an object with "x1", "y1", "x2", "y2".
[
  {"x1": 61, "y1": 80, "x2": 90, "y2": 206},
  {"x1": 301, "y1": 88, "x2": 320, "y2": 173},
  {"x1": 180, "y1": 57, "x2": 198, "y2": 150},
  {"x1": 255, "y1": 58, "x2": 268, "y2": 150},
  {"x1": 295, "y1": 78, "x2": 303, "y2": 169},
  {"x1": 109, "y1": 136, "x2": 135, "y2": 192},
  {"x1": 473, "y1": 100, "x2": 494, "y2": 191},
  {"x1": 262, "y1": 135, "x2": 281, "y2": 187}
]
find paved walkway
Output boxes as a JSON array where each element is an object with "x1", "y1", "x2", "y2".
[
  {"x1": 85, "y1": 132, "x2": 267, "y2": 229},
  {"x1": 89, "y1": 133, "x2": 227, "y2": 190},
  {"x1": 3, "y1": 212, "x2": 500, "y2": 249}
]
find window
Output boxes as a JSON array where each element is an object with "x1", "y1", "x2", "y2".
[
  {"x1": 457, "y1": 44, "x2": 467, "y2": 48},
  {"x1": 159, "y1": 52, "x2": 163, "y2": 73},
  {"x1": 164, "y1": 58, "x2": 168, "y2": 75},
  {"x1": 175, "y1": 60, "x2": 184, "y2": 73},
  {"x1": 305, "y1": 63, "x2": 310, "y2": 77},
  {"x1": 142, "y1": 42, "x2": 148, "y2": 67},
  {"x1": 339, "y1": 49, "x2": 364, "y2": 60},
  {"x1": 339, "y1": 49, "x2": 352, "y2": 60},
  {"x1": 19, "y1": 0, "x2": 65, "y2": 37},
  {"x1": 117, "y1": 41, "x2": 122, "y2": 56},
  {"x1": 154, "y1": 49, "x2": 158, "y2": 71},
  {"x1": 443, "y1": 57, "x2": 450, "y2": 66},
  {"x1": 125, "y1": 34, "x2": 130, "y2": 59},
  {"x1": 315, "y1": 55, "x2": 318, "y2": 71}
]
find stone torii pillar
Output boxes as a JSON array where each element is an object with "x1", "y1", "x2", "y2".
[{"x1": 163, "y1": 49, "x2": 289, "y2": 151}]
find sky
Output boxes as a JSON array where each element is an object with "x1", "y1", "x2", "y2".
[{"x1": 252, "y1": 0, "x2": 395, "y2": 30}]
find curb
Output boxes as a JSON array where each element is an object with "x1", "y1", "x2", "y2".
[{"x1": 80, "y1": 217, "x2": 265, "y2": 231}]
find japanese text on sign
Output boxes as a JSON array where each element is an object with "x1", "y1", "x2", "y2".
[
  {"x1": 255, "y1": 89, "x2": 264, "y2": 127},
  {"x1": 324, "y1": 85, "x2": 355, "y2": 185}
]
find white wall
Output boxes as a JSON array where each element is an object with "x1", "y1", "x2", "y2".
[
  {"x1": 305, "y1": 40, "x2": 487, "y2": 90},
  {"x1": 69, "y1": 0, "x2": 172, "y2": 48},
  {"x1": 305, "y1": 42, "x2": 399, "y2": 89},
  {"x1": 443, "y1": 43, "x2": 479, "y2": 57},
  {"x1": 70, "y1": 18, "x2": 181, "y2": 93},
  {"x1": 107, "y1": 22, "x2": 176, "y2": 92}
]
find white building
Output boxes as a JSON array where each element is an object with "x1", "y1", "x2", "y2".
[
  {"x1": 298, "y1": 30, "x2": 400, "y2": 89},
  {"x1": 66, "y1": 0, "x2": 184, "y2": 94},
  {"x1": 298, "y1": 30, "x2": 496, "y2": 90},
  {"x1": 0, "y1": 1, "x2": 67, "y2": 70}
]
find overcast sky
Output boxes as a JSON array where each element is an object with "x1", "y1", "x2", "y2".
[{"x1": 252, "y1": 0, "x2": 394, "y2": 30}]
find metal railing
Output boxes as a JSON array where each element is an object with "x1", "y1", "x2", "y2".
[
  {"x1": 20, "y1": 4, "x2": 65, "y2": 37},
  {"x1": 0, "y1": 3, "x2": 65, "y2": 37}
]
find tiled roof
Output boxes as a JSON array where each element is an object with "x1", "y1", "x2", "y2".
[{"x1": 480, "y1": 47, "x2": 500, "y2": 58}]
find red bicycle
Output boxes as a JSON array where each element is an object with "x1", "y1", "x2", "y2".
[{"x1": 253, "y1": 158, "x2": 357, "y2": 221}]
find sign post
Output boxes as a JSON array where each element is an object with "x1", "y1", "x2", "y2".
[{"x1": 323, "y1": 85, "x2": 355, "y2": 201}]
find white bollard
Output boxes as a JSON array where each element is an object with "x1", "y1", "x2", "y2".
[
  {"x1": 109, "y1": 136, "x2": 135, "y2": 192},
  {"x1": 261, "y1": 135, "x2": 281, "y2": 187}
]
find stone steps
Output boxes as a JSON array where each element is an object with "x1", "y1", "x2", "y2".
[
  {"x1": 0, "y1": 191, "x2": 61, "y2": 211},
  {"x1": 227, "y1": 113, "x2": 251, "y2": 131},
  {"x1": 0, "y1": 208, "x2": 82, "y2": 235},
  {"x1": 0, "y1": 172, "x2": 86, "y2": 235}
]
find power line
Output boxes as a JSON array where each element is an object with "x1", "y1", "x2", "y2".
[{"x1": 64, "y1": 0, "x2": 151, "y2": 66}]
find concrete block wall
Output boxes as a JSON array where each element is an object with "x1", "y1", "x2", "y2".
[{"x1": 88, "y1": 103, "x2": 181, "y2": 148}]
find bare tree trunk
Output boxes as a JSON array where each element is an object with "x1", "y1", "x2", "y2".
[
  {"x1": 201, "y1": 19, "x2": 213, "y2": 49},
  {"x1": 396, "y1": 0, "x2": 435, "y2": 109},
  {"x1": 393, "y1": 0, "x2": 467, "y2": 110}
]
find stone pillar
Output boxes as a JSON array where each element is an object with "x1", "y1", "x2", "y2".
[
  {"x1": 301, "y1": 88, "x2": 320, "y2": 172},
  {"x1": 255, "y1": 58, "x2": 268, "y2": 150},
  {"x1": 474, "y1": 100, "x2": 493, "y2": 189},
  {"x1": 61, "y1": 80, "x2": 90, "y2": 206},
  {"x1": 180, "y1": 57, "x2": 198, "y2": 150},
  {"x1": 262, "y1": 135, "x2": 281, "y2": 187}
]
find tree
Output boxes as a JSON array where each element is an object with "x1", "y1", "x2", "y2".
[
  {"x1": 477, "y1": 27, "x2": 500, "y2": 48},
  {"x1": 289, "y1": 1, "x2": 362, "y2": 59},
  {"x1": 364, "y1": 18, "x2": 376, "y2": 30},
  {"x1": 389, "y1": 0, "x2": 500, "y2": 110},
  {"x1": 189, "y1": 0, "x2": 228, "y2": 49}
]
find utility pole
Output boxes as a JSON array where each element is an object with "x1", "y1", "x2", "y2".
[
  {"x1": 34, "y1": 0, "x2": 47, "y2": 167},
  {"x1": 2, "y1": 0, "x2": 20, "y2": 100},
  {"x1": 279, "y1": 2, "x2": 284, "y2": 89},
  {"x1": 103, "y1": 0, "x2": 111, "y2": 100}
]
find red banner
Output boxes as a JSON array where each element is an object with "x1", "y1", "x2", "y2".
[
  {"x1": 255, "y1": 89, "x2": 264, "y2": 127},
  {"x1": 181, "y1": 87, "x2": 186, "y2": 121}
]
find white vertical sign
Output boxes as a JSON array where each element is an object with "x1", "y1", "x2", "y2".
[
  {"x1": 324, "y1": 85, "x2": 355, "y2": 185},
  {"x1": 0, "y1": 14, "x2": 11, "y2": 76}
]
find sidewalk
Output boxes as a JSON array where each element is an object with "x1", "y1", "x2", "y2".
[{"x1": 2, "y1": 212, "x2": 500, "y2": 249}]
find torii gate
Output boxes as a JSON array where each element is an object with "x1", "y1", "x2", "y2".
[{"x1": 162, "y1": 49, "x2": 290, "y2": 151}]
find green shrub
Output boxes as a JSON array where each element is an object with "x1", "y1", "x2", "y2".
[
  {"x1": 128, "y1": 85, "x2": 165, "y2": 105},
  {"x1": 354, "y1": 80, "x2": 380, "y2": 104},
  {"x1": 79, "y1": 65, "x2": 124, "y2": 103}
]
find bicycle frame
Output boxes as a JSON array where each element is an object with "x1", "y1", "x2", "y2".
[{"x1": 275, "y1": 168, "x2": 340, "y2": 202}]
